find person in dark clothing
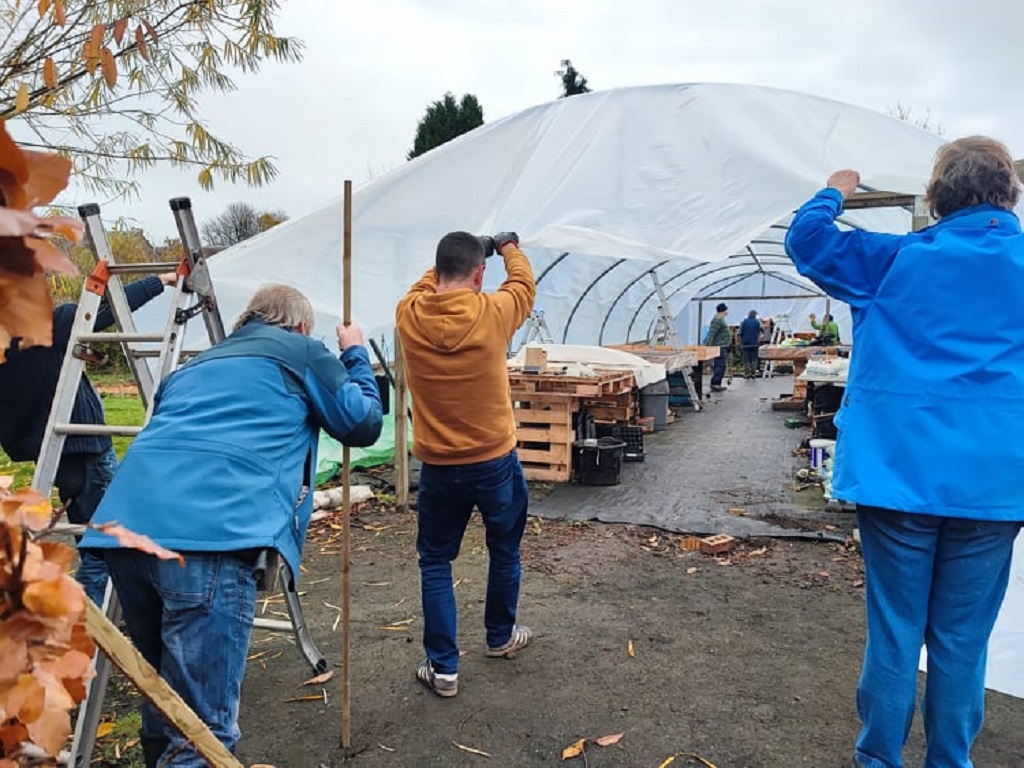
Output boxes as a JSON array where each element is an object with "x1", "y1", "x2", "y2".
[
  {"x1": 739, "y1": 309, "x2": 762, "y2": 378},
  {"x1": 0, "y1": 272, "x2": 175, "y2": 603},
  {"x1": 703, "y1": 302, "x2": 732, "y2": 391}
]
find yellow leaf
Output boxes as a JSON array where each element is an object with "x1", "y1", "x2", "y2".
[
  {"x1": 101, "y1": 47, "x2": 117, "y2": 89},
  {"x1": 561, "y1": 738, "x2": 585, "y2": 760},
  {"x1": 14, "y1": 83, "x2": 28, "y2": 113},
  {"x1": 627, "y1": 639, "x2": 635, "y2": 658},
  {"x1": 657, "y1": 758, "x2": 676, "y2": 768},
  {"x1": 595, "y1": 732, "x2": 624, "y2": 747},
  {"x1": 95, "y1": 722, "x2": 115, "y2": 738},
  {"x1": 43, "y1": 57, "x2": 57, "y2": 88}
]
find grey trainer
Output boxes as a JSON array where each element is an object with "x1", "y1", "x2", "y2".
[
  {"x1": 416, "y1": 659, "x2": 458, "y2": 697},
  {"x1": 486, "y1": 624, "x2": 534, "y2": 658}
]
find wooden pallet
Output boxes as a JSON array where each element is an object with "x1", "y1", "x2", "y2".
[
  {"x1": 509, "y1": 369, "x2": 634, "y2": 398},
  {"x1": 513, "y1": 395, "x2": 572, "y2": 482}
]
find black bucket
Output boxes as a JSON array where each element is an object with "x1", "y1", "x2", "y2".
[{"x1": 573, "y1": 437, "x2": 626, "y2": 485}]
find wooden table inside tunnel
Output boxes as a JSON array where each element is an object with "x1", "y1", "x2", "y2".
[{"x1": 759, "y1": 345, "x2": 849, "y2": 408}]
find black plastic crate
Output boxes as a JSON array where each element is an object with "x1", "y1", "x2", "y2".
[
  {"x1": 573, "y1": 437, "x2": 625, "y2": 485},
  {"x1": 612, "y1": 425, "x2": 644, "y2": 461}
]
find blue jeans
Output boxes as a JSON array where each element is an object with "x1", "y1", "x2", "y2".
[
  {"x1": 105, "y1": 549, "x2": 257, "y2": 766},
  {"x1": 710, "y1": 347, "x2": 728, "y2": 385},
  {"x1": 417, "y1": 450, "x2": 529, "y2": 674},
  {"x1": 57, "y1": 445, "x2": 118, "y2": 604},
  {"x1": 855, "y1": 507, "x2": 1021, "y2": 768}
]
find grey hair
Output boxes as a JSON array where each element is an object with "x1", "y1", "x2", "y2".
[
  {"x1": 233, "y1": 284, "x2": 315, "y2": 333},
  {"x1": 925, "y1": 136, "x2": 1021, "y2": 218}
]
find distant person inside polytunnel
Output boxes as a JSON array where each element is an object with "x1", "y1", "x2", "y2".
[
  {"x1": 703, "y1": 302, "x2": 732, "y2": 391},
  {"x1": 739, "y1": 309, "x2": 763, "y2": 378},
  {"x1": 809, "y1": 312, "x2": 841, "y2": 343},
  {"x1": 785, "y1": 135, "x2": 1024, "y2": 768}
]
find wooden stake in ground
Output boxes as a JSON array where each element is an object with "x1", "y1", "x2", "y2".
[
  {"x1": 341, "y1": 180, "x2": 353, "y2": 749},
  {"x1": 394, "y1": 331, "x2": 409, "y2": 514}
]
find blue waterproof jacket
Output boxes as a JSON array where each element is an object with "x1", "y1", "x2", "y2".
[
  {"x1": 786, "y1": 188, "x2": 1024, "y2": 520},
  {"x1": 82, "y1": 320, "x2": 383, "y2": 576},
  {"x1": 739, "y1": 317, "x2": 762, "y2": 347}
]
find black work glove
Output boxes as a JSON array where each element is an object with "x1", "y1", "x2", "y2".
[
  {"x1": 478, "y1": 235, "x2": 496, "y2": 257},
  {"x1": 493, "y1": 231, "x2": 519, "y2": 254}
]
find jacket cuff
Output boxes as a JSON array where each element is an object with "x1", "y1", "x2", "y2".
[{"x1": 817, "y1": 187, "x2": 845, "y2": 214}]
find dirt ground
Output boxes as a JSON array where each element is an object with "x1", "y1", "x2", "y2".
[{"x1": 90, "y1": 381, "x2": 1024, "y2": 767}]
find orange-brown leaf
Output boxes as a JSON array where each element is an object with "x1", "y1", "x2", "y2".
[
  {"x1": 88, "y1": 24, "x2": 105, "y2": 51},
  {"x1": 101, "y1": 47, "x2": 117, "y2": 89},
  {"x1": 53, "y1": 0, "x2": 65, "y2": 25},
  {"x1": 43, "y1": 57, "x2": 58, "y2": 89},
  {"x1": 90, "y1": 522, "x2": 185, "y2": 565},
  {"x1": 36, "y1": 0, "x2": 51, "y2": 17},
  {"x1": 561, "y1": 738, "x2": 586, "y2": 760},
  {"x1": 25, "y1": 707, "x2": 71, "y2": 756},
  {"x1": 21, "y1": 575, "x2": 85, "y2": 618},
  {"x1": 142, "y1": 18, "x2": 159, "y2": 43},
  {"x1": 112, "y1": 18, "x2": 127, "y2": 45},
  {"x1": 595, "y1": 733, "x2": 625, "y2": 747},
  {"x1": 0, "y1": 635, "x2": 29, "y2": 685},
  {"x1": 37, "y1": 540, "x2": 76, "y2": 571},
  {"x1": 135, "y1": 27, "x2": 150, "y2": 62},
  {"x1": 0, "y1": 255, "x2": 52, "y2": 356},
  {"x1": 68, "y1": 623, "x2": 95, "y2": 659},
  {"x1": 1, "y1": 673, "x2": 46, "y2": 724},
  {"x1": 15, "y1": 147, "x2": 73, "y2": 208},
  {"x1": 0, "y1": 489, "x2": 53, "y2": 530},
  {"x1": 33, "y1": 214, "x2": 84, "y2": 244},
  {"x1": 39, "y1": 650, "x2": 92, "y2": 682},
  {"x1": 0, "y1": 722, "x2": 29, "y2": 754}
]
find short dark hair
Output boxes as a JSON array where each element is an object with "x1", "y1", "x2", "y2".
[
  {"x1": 748, "y1": 309, "x2": 757, "y2": 318},
  {"x1": 436, "y1": 231, "x2": 485, "y2": 280},
  {"x1": 925, "y1": 136, "x2": 1021, "y2": 218}
]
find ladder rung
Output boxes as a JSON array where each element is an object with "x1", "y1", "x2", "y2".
[
  {"x1": 56, "y1": 424, "x2": 143, "y2": 436},
  {"x1": 130, "y1": 349, "x2": 202, "y2": 359},
  {"x1": 78, "y1": 332, "x2": 166, "y2": 343},
  {"x1": 106, "y1": 262, "x2": 179, "y2": 274}
]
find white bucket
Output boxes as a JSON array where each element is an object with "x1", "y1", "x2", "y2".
[{"x1": 809, "y1": 439, "x2": 836, "y2": 471}]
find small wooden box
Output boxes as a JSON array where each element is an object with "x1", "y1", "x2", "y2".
[{"x1": 523, "y1": 347, "x2": 547, "y2": 372}]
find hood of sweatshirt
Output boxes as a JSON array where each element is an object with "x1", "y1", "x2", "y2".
[{"x1": 406, "y1": 288, "x2": 486, "y2": 351}]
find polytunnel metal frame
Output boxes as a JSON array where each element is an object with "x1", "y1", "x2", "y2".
[{"x1": 528, "y1": 191, "x2": 926, "y2": 347}]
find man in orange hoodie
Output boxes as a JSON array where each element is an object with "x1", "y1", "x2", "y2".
[{"x1": 396, "y1": 230, "x2": 536, "y2": 697}]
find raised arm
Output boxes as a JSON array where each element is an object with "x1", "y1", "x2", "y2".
[
  {"x1": 785, "y1": 171, "x2": 905, "y2": 310},
  {"x1": 491, "y1": 236, "x2": 536, "y2": 341}
]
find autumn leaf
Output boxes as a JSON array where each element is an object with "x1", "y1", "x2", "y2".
[
  {"x1": 37, "y1": 0, "x2": 51, "y2": 17},
  {"x1": 88, "y1": 23, "x2": 106, "y2": 51},
  {"x1": 595, "y1": 733, "x2": 624, "y2": 747},
  {"x1": 561, "y1": 738, "x2": 585, "y2": 760},
  {"x1": 89, "y1": 522, "x2": 185, "y2": 565},
  {"x1": 0, "y1": 488, "x2": 53, "y2": 530},
  {"x1": 302, "y1": 670, "x2": 334, "y2": 686},
  {"x1": 53, "y1": 0, "x2": 65, "y2": 26},
  {"x1": 627, "y1": 639, "x2": 635, "y2": 658},
  {"x1": 135, "y1": 27, "x2": 150, "y2": 62},
  {"x1": 14, "y1": 83, "x2": 28, "y2": 114},
  {"x1": 452, "y1": 742, "x2": 492, "y2": 758},
  {"x1": 22, "y1": 574, "x2": 85, "y2": 618},
  {"x1": 101, "y1": 47, "x2": 117, "y2": 89},
  {"x1": 0, "y1": 635, "x2": 29, "y2": 685},
  {"x1": 112, "y1": 18, "x2": 127, "y2": 45},
  {"x1": 43, "y1": 57, "x2": 58, "y2": 89},
  {"x1": 2, "y1": 673, "x2": 46, "y2": 724},
  {"x1": 96, "y1": 721, "x2": 115, "y2": 738},
  {"x1": 26, "y1": 707, "x2": 71, "y2": 756},
  {"x1": 142, "y1": 18, "x2": 159, "y2": 43},
  {"x1": 0, "y1": 722, "x2": 29, "y2": 754},
  {"x1": 657, "y1": 757, "x2": 676, "y2": 768}
]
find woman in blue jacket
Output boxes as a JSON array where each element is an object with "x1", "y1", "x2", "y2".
[
  {"x1": 82, "y1": 284, "x2": 383, "y2": 767},
  {"x1": 786, "y1": 136, "x2": 1023, "y2": 768}
]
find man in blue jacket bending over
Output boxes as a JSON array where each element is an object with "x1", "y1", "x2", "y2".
[{"x1": 82, "y1": 284, "x2": 383, "y2": 767}]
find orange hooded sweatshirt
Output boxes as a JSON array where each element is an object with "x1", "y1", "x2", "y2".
[{"x1": 395, "y1": 248, "x2": 535, "y2": 465}]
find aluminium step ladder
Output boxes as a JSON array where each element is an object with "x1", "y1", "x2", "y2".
[
  {"x1": 648, "y1": 272, "x2": 701, "y2": 411},
  {"x1": 32, "y1": 199, "x2": 326, "y2": 767}
]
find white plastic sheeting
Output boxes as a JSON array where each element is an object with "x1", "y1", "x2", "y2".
[{"x1": 128, "y1": 82, "x2": 1023, "y2": 699}]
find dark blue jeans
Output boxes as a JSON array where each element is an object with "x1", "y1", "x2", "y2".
[
  {"x1": 855, "y1": 507, "x2": 1021, "y2": 768},
  {"x1": 105, "y1": 549, "x2": 257, "y2": 766},
  {"x1": 417, "y1": 450, "x2": 529, "y2": 674},
  {"x1": 57, "y1": 445, "x2": 118, "y2": 604},
  {"x1": 710, "y1": 347, "x2": 728, "y2": 385}
]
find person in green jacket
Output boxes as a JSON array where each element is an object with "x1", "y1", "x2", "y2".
[
  {"x1": 704, "y1": 302, "x2": 732, "y2": 391},
  {"x1": 810, "y1": 312, "x2": 841, "y2": 344}
]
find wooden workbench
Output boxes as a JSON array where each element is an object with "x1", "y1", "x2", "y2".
[
  {"x1": 759, "y1": 345, "x2": 849, "y2": 405},
  {"x1": 604, "y1": 344, "x2": 700, "y2": 371}
]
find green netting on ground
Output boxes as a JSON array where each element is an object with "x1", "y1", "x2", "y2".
[{"x1": 315, "y1": 399, "x2": 412, "y2": 485}]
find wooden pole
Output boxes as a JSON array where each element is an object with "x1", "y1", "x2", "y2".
[
  {"x1": 393, "y1": 331, "x2": 409, "y2": 514},
  {"x1": 341, "y1": 180, "x2": 353, "y2": 748},
  {"x1": 84, "y1": 601, "x2": 243, "y2": 768}
]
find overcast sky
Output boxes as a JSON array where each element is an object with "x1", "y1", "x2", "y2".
[{"x1": 62, "y1": 0, "x2": 1024, "y2": 242}]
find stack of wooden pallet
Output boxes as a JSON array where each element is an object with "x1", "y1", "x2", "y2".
[{"x1": 509, "y1": 369, "x2": 636, "y2": 482}]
